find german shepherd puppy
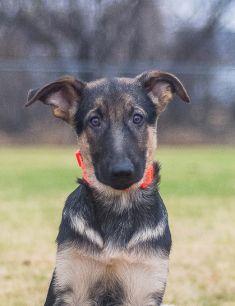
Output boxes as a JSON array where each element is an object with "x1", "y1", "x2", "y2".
[{"x1": 26, "y1": 70, "x2": 189, "y2": 306}]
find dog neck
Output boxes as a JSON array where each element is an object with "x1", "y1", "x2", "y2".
[
  {"x1": 76, "y1": 155, "x2": 161, "y2": 213},
  {"x1": 57, "y1": 162, "x2": 168, "y2": 253}
]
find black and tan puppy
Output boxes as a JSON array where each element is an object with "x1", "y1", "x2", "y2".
[{"x1": 26, "y1": 70, "x2": 189, "y2": 306}]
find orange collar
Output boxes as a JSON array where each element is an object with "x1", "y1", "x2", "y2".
[{"x1": 75, "y1": 150, "x2": 154, "y2": 190}]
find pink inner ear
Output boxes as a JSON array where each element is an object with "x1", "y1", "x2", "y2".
[
  {"x1": 47, "y1": 90, "x2": 70, "y2": 112},
  {"x1": 151, "y1": 81, "x2": 171, "y2": 98}
]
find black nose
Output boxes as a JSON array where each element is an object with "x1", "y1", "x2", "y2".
[{"x1": 110, "y1": 159, "x2": 134, "y2": 179}]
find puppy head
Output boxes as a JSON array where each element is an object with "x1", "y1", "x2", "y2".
[{"x1": 26, "y1": 70, "x2": 189, "y2": 191}]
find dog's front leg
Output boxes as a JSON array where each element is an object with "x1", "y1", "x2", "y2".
[
  {"x1": 44, "y1": 270, "x2": 74, "y2": 306},
  {"x1": 44, "y1": 270, "x2": 57, "y2": 306}
]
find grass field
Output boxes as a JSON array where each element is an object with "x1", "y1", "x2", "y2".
[{"x1": 0, "y1": 146, "x2": 235, "y2": 306}]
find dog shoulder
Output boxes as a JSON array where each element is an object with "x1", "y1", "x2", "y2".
[{"x1": 56, "y1": 184, "x2": 104, "y2": 251}]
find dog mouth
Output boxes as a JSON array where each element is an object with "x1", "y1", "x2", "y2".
[
  {"x1": 94, "y1": 170, "x2": 141, "y2": 190},
  {"x1": 99, "y1": 173, "x2": 143, "y2": 190},
  {"x1": 107, "y1": 179, "x2": 137, "y2": 190}
]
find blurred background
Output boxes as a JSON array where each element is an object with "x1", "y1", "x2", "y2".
[{"x1": 0, "y1": 0, "x2": 235, "y2": 145}]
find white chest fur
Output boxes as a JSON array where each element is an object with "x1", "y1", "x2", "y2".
[{"x1": 55, "y1": 245, "x2": 169, "y2": 306}]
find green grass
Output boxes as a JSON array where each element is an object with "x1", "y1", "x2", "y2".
[{"x1": 0, "y1": 146, "x2": 235, "y2": 306}]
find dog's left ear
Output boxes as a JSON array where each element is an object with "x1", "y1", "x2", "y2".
[
  {"x1": 25, "y1": 75, "x2": 86, "y2": 124},
  {"x1": 136, "y1": 70, "x2": 190, "y2": 113}
]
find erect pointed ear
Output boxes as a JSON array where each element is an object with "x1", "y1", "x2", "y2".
[
  {"x1": 136, "y1": 70, "x2": 190, "y2": 113},
  {"x1": 25, "y1": 75, "x2": 86, "y2": 123}
]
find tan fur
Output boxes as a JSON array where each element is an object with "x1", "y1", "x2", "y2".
[
  {"x1": 118, "y1": 93, "x2": 134, "y2": 119},
  {"x1": 118, "y1": 77, "x2": 136, "y2": 85},
  {"x1": 117, "y1": 256, "x2": 168, "y2": 306},
  {"x1": 127, "y1": 218, "x2": 166, "y2": 249},
  {"x1": 77, "y1": 134, "x2": 126, "y2": 200},
  {"x1": 76, "y1": 99, "x2": 155, "y2": 207},
  {"x1": 148, "y1": 82, "x2": 173, "y2": 114},
  {"x1": 107, "y1": 93, "x2": 135, "y2": 122},
  {"x1": 56, "y1": 245, "x2": 169, "y2": 306},
  {"x1": 87, "y1": 79, "x2": 107, "y2": 89},
  {"x1": 76, "y1": 124, "x2": 157, "y2": 213},
  {"x1": 55, "y1": 247, "x2": 104, "y2": 305},
  {"x1": 77, "y1": 133, "x2": 94, "y2": 178},
  {"x1": 69, "y1": 214, "x2": 103, "y2": 248},
  {"x1": 146, "y1": 125, "x2": 157, "y2": 168},
  {"x1": 93, "y1": 97, "x2": 108, "y2": 114},
  {"x1": 51, "y1": 105, "x2": 68, "y2": 121}
]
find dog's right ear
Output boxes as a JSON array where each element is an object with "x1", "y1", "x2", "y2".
[{"x1": 25, "y1": 76, "x2": 86, "y2": 124}]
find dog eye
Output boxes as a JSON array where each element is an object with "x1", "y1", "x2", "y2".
[
  {"x1": 89, "y1": 116, "x2": 101, "y2": 127},
  {"x1": 132, "y1": 113, "x2": 144, "y2": 125}
]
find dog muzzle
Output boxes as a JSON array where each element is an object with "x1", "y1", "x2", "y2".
[{"x1": 75, "y1": 150, "x2": 154, "y2": 190}]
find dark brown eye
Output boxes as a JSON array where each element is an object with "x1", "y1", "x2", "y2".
[
  {"x1": 89, "y1": 116, "x2": 101, "y2": 127},
  {"x1": 133, "y1": 113, "x2": 144, "y2": 125}
]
